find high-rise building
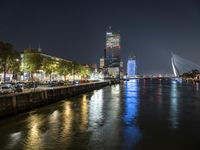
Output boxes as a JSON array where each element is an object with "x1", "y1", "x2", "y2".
[
  {"x1": 127, "y1": 54, "x2": 136, "y2": 78},
  {"x1": 105, "y1": 31, "x2": 120, "y2": 67},
  {"x1": 99, "y1": 58, "x2": 105, "y2": 69},
  {"x1": 104, "y1": 29, "x2": 121, "y2": 78}
]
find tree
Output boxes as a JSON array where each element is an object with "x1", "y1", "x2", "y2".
[
  {"x1": 181, "y1": 69, "x2": 200, "y2": 79},
  {"x1": 80, "y1": 66, "x2": 92, "y2": 79},
  {"x1": 21, "y1": 49, "x2": 42, "y2": 80},
  {"x1": 73, "y1": 61, "x2": 81, "y2": 75},
  {"x1": 42, "y1": 57, "x2": 58, "y2": 81},
  {"x1": 57, "y1": 60, "x2": 71, "y2": 80},
  {"x1": 7, "y1": 50, "x2": 21, "y2": 80},
  {"x1": 191, "y1": 69, "x2": 199, "y2": 78},
  {"x1": 0, "y1": 41, "x2": 17, "y2": 81},
  {"x1": 181, "y1": 72, "x2": 191, "y2": 78}
]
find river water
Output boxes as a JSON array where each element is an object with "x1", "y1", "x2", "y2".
[{"x1": 0, "y1": 79, "x2": 200, "y2": 150}]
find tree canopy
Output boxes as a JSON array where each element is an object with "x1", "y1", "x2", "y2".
[
  {"x1": 42, "y1": 57, "x2": 58, "y2": 81},
  {"x1": 57, "y1": 60, "x2": 72, "y2": 77},
  {"x1": 0, "y1": 41, "x2": 20, "y2": 81},
  {"x1": 21, "y1": 49, "x2": 42, "y2": 80}
]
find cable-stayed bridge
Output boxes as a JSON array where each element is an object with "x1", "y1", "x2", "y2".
[
  {"x1": 171, "y1": 53, "x2": 200, "y2": 77},
  {"x1": 125, "y1": 52, "x2": 200, "y2": 80}
]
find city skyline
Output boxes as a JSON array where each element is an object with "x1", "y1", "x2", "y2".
[{"x1": 1, "y1": 0, "x2": 200, "y2": 75}]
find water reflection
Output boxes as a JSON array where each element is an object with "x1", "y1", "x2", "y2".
[
  {"x1": 156, "y1": 80, "x2": 163, "y2": 110},
  {"x1": 141, "y1": 79, "x2": 147, "y2": 95},
  {"x1": 61, "y1": 102, "x2": 73, "y2": 146},
  {"x1": 48, "y1": 110, "x2": 61, "y2": 146},
  {"x1": 124, "y1": 80, "x2": 138, "y2": 125},
  {"x1": 89, "y1": 89, "x2": 103, "y2": 128},
  {"x1": 49, "y1": 110, "x2": 60, "y2": 123},
  {"x1": 122, "y1": 80, "x2": 142, "y2": 149},
  {"x1": 195, "y1": 82, "x2": 199, "y2": 91},
  {"x1": 170, "y1": 80, "x2": 179, "y2": 128},
  {"x1": 25, "y1": 114, "x2": 43, "y2": 149},
  {"x1": 7, "y1": 132, "x2": 22, "y2": 149},
  {"x1": 88, "y1": 89, "x2": 105, "y2": 149},
  {"x1": 111, "y1": 84, "x2": 120, "y2": 117},
  {"x1": 1, "y1": 79, "x2": 200, "y2": 149},
  {"x1": 80, "y1": 94, "x2": 88, "y2": 131}
]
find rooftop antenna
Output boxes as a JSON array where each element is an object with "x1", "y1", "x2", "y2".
[{"x1": 38, "y1": 43, "x2": 42, "y2": 52}]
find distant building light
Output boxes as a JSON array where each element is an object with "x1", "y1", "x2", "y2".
[
  {"x1": 106, "y1": 32, "x2": 112, "y2": 35},
  {"x1": 127, "y1": 59, "x2": 136, "y2": 77}
]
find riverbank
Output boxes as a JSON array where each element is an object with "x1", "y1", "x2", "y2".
[{"x1": 0, "y1": 81, "x2": 109, "y2": 118}]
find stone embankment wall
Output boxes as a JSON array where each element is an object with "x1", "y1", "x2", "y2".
[{"x1": 0, "y1": 81, "x2": 109, "y2": 118}]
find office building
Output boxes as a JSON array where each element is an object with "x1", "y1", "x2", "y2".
[
  {"x1": 104, "y1": 29, "x2": 121, "y2": 78},
  {"x1": 127, "y1": 55, "x2": 136, "y2": 78}
]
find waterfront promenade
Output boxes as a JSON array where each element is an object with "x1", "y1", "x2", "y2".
[{"x1": 0, "y1": 81, "x2": 109, "y2": 118}]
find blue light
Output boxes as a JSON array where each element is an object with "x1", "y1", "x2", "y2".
[
  {"x1": 170, "y1": 80, "x2": 179, "y2": 128},
  {"x1": 122, "y1": 80, "x2": 142, "y2": 148},
  {"x1": 127, "y1": 59, "x2": 136, "y2": 77},
  {"x1": 123, "y1": 80, "x2": 138, "y2": 124}
]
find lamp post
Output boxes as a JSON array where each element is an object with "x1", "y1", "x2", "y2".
[
  {"x1": 0, "y1": 58, "x2": 6, "y2": 82},
  {"x1": 0, "y1": 58, "x2": 2, "y2": 82},
  {"x1": 72, "y1": 63, "x2": 75, "y2": 83},
  {"x1": 14, "y1": 58, "x2": 20, "y2": 81}
]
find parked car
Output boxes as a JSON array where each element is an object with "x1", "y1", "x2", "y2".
[
  {"x1": 13, "y1": 84, "x2": 23, "y2": 93},
  {"x1": 58, "y1": 80, "x2": 65, "y2": 86},
  {"x1": 15, "y1": 82, "x2": 26, "y2": 89},
  {"x1": 47, "y1": 81, "x2": 58, "y2": 87},
  {"x1": 24, "y1": 82, "x2": 38, "y2": 88},
  {"x1": 0, "y1": 84, "x2": 14, "y2": 94},
  {"x1": 47, "y1": 80, "x2": 64, "y2": 87},
  {"x1": 64, "y1": 80, "x2": 73, "y2": 85},
  {"x1": 73, "y1": 80, "x2": 79, "y2": 85}
]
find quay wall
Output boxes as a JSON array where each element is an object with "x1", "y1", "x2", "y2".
[{"x1": 0, "y1": 81, "x2": 109, "y2": 118}]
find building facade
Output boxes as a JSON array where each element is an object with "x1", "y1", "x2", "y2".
[
  {"x1": 105, "y1": 31, "x2": 120, "y2": 68},
  {"x1": 20, "y1": 49, "x2": 72, "y2": 81},
  {"x1": 104, "y1": 30, "x2": 121, "y2": 78},
  {"x1": 127, "y1": 55, "x2": 136, "y2": 78},
  {"x1": 99, "y1": 58, "x2": 105, "y2": 69}
]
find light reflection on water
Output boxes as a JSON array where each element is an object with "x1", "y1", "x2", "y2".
[
  {"x1": 124, "y1": 80, "x2": 139, "y2": 125},
  {"x1": 7, "y1": 132, "x2": 22, "y2": 149},
  {"x1": 89, "y1": 89, "x2": 103, "y2": 128},
  {"x1": 122, "y1": 80, "x2": 142, "y2": 149},
  {"x1": 25, "y1": 114, "x2": 43, "y2": 150},
  {"x1": 110, "y1": 84, "x2": 120, "y2": 118},
  {"x1": 156, "y1": 79, "x2": 163, "y2": 108},
  {"x1": 80, "y1": 94, "x2": 88, "y2": 131},
  {"x1": 61, "y1": 102, "x2": 73, "y2": 146},
  {"x1": 195, "y1": 82, "x2": 199, "y2": 91},
  {"x1": 170, "y1": 80, "x2": 179, "y2": 128}
]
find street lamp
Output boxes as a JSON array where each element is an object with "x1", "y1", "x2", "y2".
[
  {"x1": 0, "y1": 58, "x2": 6, "y2": 82},
  {"x1": 72, "y1": 63, "x2": 75, "y2": 82},
  {"x1": 0, "y1": 58, "x2": 2, "y2": 82}
]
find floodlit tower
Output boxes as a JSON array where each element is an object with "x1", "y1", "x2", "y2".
[
  {"x1": 104, "y1": 28, "x2": 121, "y2": 78},
  {"x1": 105, "y1": 30, "x2": 120, "y2": 67},
  {"x1": 127, "y1": 53, "x2": 136, "y2": 78}
]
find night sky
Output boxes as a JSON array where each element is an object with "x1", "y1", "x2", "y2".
[{"x1": 1, "y1": 0, "x2": 200, "y2": 75}]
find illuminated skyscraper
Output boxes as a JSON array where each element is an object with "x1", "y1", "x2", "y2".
[
  {"x1": 127, "y1": 54, "x2": 136, "y2": 78},
  {"x1": 104, "y1": 29, "x2": 121, "y2": 78},
  {"x1": 105, "y1": 31, "x2": 120, "y2": 67}
]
